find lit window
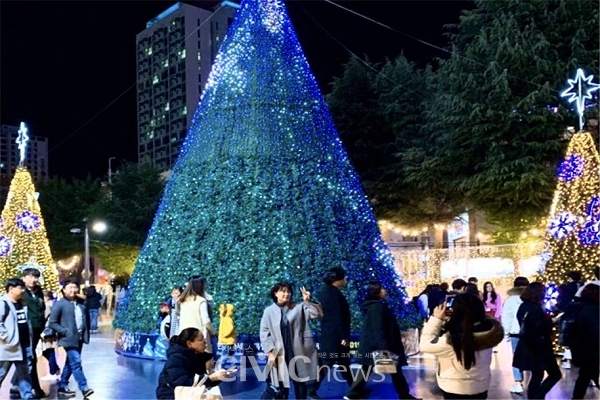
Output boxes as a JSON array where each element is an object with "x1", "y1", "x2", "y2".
[
  {"x1": 147, "y1": 131, "x2": 154, "y2": 139},
  {"x1": 165, "y1": 102, "x2": 170, "y2": 111},
  {"x1": 145, "y1": 47, "x2": 153, "y2": 55},
  {"x1": 182, "y1": 106, "x2": 187, "y2": 115},
  {"x1": 198, "y1": 52, "x2": 201, "y2": 61},
  {"x1": 152, "y1": 76, "x2": 159, "y2": 84},
  {"x1": 180, "y1": 49, "x2": 186, "y2": 59},
  {"x1": 150, "y1": 119, "x2": 155, "y2": 127},
  {"x1": 163, "y1": 59, "x2": 169, "y2": 68}
]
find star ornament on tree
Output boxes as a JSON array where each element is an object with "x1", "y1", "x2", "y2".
[
  {"x1": 548, "y1": 211, "x2": 578, "y2": 240},
  {"x1": 578, "y1": 196, "x2": 600, "y2": 245},
  {"x1": 17, "y1": 257, "x2": 47, "y2": 283},
  {"x1": 16, "y1": 121, "x2": 30, "y2": 164},
  {"x1": 560, "y1": 68, "x2": 600, "y2": 130},
  {"x1": 0, "y1": 236, "x2": 12, "y2": 257}
]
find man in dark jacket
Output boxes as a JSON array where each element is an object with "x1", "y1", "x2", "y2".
[
  {"x1": 312, "y1": 267, "x2": 352, "y2": 398},
  {"x1": 10, "y1": 268, "x2": 47, "y2": 398},
  {"x1": 345, "y1": 281, "x2": 420, "y2": 400},
  {"x1": 49, "y1": 279, "x2": 93, "y2": 398}
]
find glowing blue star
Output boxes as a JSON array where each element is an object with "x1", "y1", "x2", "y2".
[
  {"x1": 561, "y1": 69, "x2": 600, "y2": 130},
  {"x1": 16, "y1": 121, "x2": 29, "y2": 164}
]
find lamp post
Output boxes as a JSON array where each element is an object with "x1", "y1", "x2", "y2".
[
  {"x1": 108, "y1": 157, "x2": 116, "y2": 185},
  {"x1": 71, "y1": 220, "x2": 107, "y2": 286}
]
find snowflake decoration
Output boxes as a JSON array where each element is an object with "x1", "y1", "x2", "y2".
[
  {"x1": 543, "y1": 283, "x2": 560, "y2": 312},
  {"x1": 557, "y1": 153, "x2": 585, "y2": 182},
  {"x1": 548, "y1": 211, "x2": 577, "y2": 240},
  {"x1": 578, "y1": 196, "x2": 600, "y2": 245},
  {"x1": 0, "y1": 236, "x2": 12, "y2": 257},
  {"x1": 16, "y1": 210, "x2": 41, "y2": 233}
]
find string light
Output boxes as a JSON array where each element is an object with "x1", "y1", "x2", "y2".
[
  {"x1": 114, "y1": 0, "x2": 419, "y2": 335},
  {"x1": 0, "y1": 166, "x2": 58, "y2": 291}
]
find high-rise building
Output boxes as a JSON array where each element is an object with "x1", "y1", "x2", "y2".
[
  {"x1": 0, "y1": 124, "x2": 49, "y2": 202},
  {"x1": 136, "y1": 1, "x2": 239, "y2": 171}
]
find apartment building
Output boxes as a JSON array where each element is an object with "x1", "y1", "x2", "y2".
[{"x1": 136, "y1": 1, "x2": 239, "y2": 171}]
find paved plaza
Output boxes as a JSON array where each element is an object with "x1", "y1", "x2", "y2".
[{"x1": 0, "y1": 317, "x2": 596, "y2": 400}]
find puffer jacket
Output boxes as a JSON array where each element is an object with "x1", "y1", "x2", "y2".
[
  {"x1": 156, "y1": 343, "x2": 217, "y2": 399},
  {"x1": 420, "y1": 316, "x2": 504, "y2": 395}
]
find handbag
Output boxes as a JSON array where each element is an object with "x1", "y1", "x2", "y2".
[
  {"x1": 518, "y1": 312, "x2": 544, "y2": 346},
  {"x1": 174, "y1": 374, "x2": 222, "y2": 400},
  {"x1": 373, "y1": 351, "x2": 397, "y2": 374}
]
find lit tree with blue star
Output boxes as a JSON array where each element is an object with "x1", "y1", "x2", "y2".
[
  {"x1": 541, "y1": 69, "x2": 600, "y2": 285},
  {"x1": 115, "y1": 0, "x2": 419, "y2": 335},
  {"x1": 0, "y1": 122, "x2": 58, "y2": 291}
]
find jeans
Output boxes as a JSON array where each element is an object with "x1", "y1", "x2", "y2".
[
  {"x1": 89, "y1": 308, "x2": 100, "y2": 331},
  {"x1": 60, "y1": 342, "x2": 90, "y2": 392},
  {"x1": 0, "y1": 346, "x2": 34, "y2": 399},
  {"x1": 510, "y1": 337, "x2": 523, "y2": 382},
  {"x1": 12, "y1": 328, "x2": 42, "y2": 392}
]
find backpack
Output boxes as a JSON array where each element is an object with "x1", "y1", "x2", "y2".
[
  {"x1": 558, "y1": 301, "x2": 584, "y2": 347},
  {"x1": 0, "y1": 300, "x2": 10, "y2": 323}
]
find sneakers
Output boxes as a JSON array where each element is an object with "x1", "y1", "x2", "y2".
[
  {"x1": 510, "y1": 383, "x2": 524, "y2": 394},
  {"x1": 57, "y1": 388, "x2": 77, "y2": 398},
  {"x1": 562, "y1": 360, "x2": 571, "y2": 369},
  {"x1": 82, "y1": 388, "x2": 95, "y2": 398}
]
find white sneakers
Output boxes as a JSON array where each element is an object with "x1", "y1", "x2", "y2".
[
  {"x1": 40, "y1": 373, "x2": 60, "y2": 381},
  {"x1": 510, "y1": 383, "x2": 524, "y2": 394}
]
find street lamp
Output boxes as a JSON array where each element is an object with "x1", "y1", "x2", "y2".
[{"x1": 71, "y1": 220, "x2": 107, "y2": 286}]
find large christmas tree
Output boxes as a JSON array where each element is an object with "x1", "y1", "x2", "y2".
[
  {"x1": 542, "y1": 131, "x2": 600, "y2": 284},
  {"x1": 115, "y1": 0, "x2": 418, "y2": 334},
  {"x1": 0, "y1": 166, "x2": 59, "y2": 291}
]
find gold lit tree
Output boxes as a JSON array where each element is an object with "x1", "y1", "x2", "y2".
[
  {"x1": 542, "y1": 69, "x2": 600, "y2": 284},
  {"x1": 0, "y1": 123, "x2": 58, "y2": 291}
]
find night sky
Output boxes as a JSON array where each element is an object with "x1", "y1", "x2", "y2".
[{"x1": 1, "y1": 1, "x2": 472, "y2": 180}]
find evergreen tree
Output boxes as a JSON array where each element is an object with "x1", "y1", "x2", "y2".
[
  {"x1": 435, "y1": 0, "x2": 599, "y2": 228},
  {"x1": 542, "y1": 131, "x2": 600, "y2": 284},
  {"x1": 114, "y1": 0, "x2": 420, "y2": 334},
  {"x1": 0, "y1": 166, "x2": 59, "y2": 291}
]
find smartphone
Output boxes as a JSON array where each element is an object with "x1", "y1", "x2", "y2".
[{"x1": 445, "y1": 294, "x2": 456, "y2": 308}]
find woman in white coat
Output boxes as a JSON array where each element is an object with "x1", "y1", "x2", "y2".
[
  {"x1": 259, "y1": 282, "x2": 322, "y2": 400},
  {"x1": 420, "y1": 294, "x2": 504, "y2": 399},
  {"x1": 178, "y1": 276, "x2": 216, "y2": 354}
]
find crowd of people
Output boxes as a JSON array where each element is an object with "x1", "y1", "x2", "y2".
[
  {"x1": 415, "y1": 268, "x2": 600, "y2": 400},
  {"x1": 0, "y1": 265, "x2": 598, "y2": 400},
  {"x1": 0, "y1": 269, "x2": 98, "y2": 399}
]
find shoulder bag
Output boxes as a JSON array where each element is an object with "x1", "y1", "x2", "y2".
[{"x1": 373, "y1": 351, "x2": 397, "y2": 374}]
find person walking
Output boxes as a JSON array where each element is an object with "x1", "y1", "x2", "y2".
[
  {"x1": 344, "y1": 281, "x2": 420, "y2": 400},
  {"x1": 9, "y1": 268, "x2": 48, "y2": 398},
  {"x1": 501, "y1": 276, "x2": 529, "y2": 394},
  {"x1": 312, "y1": 268, "x2": 352, "y2": 398},
  {"x1": 259, "y1": 282, "x2": 322, "y2": 400},
  {"x1": 39, "y1": 291, "x2": 60, "y2": 381},
  {"x1": 49, "y1": 278, "x2": 94, "y2": 398},
  {"x1": 512, "y1": 282, "x2": 562, "y2": 399},
  {"x1": 570, "y1": 284, "x2": 599, "y2": 399},
  {"x1": 0, "y1": 278, "x2": 36, "y2": 399},
  {"x1": 84, "y1": 286, "x2": 102, "y2": 333},
  {"x1": 420, "y1": 294, "x2": 504, "y2": 399}
]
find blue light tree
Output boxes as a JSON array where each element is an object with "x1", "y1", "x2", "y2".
[{"x1": 114, "y1": 0, "x2": 419, "y2": 335}]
